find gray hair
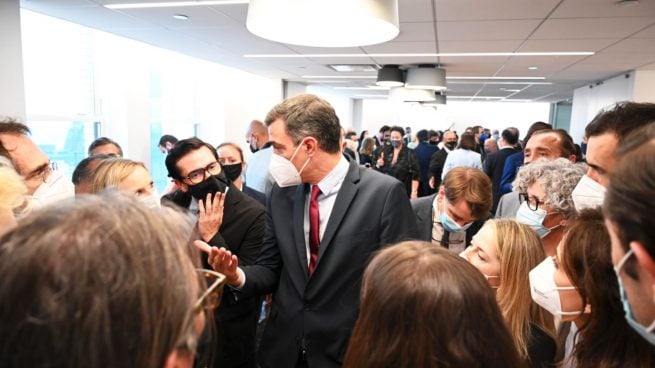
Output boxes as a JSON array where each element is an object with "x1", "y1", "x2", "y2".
[{"x1": 513, "y1": 158, "x2": 585, "y2": 218}]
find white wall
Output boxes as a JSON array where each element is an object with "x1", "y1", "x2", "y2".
[
  {"x1": 633, "y1": 70, "x2": 655, "y2": 103},
  {"x1": 221, "y1": 69, "x2": 283, "y2": 158},
  {"x1": 360, "y1": 99, "x2": 550, "y2": 138},
  {"x1": 570, "y1": 72, "x2": 634, "y2": 142},
  {"x1": 0, "y1": 0, "x2": 26, "y2": 120},
  {"x1": 306, "y1": 86, "x2": 355, "y2": 129}
]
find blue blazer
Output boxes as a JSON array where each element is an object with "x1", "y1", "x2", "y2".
[{"x1": 499, "y1": 151, "x2": 524, "y2": 195}]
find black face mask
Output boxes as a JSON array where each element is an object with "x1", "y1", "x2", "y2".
[
  {"x1": 445, "y1": 141, "x2": 457, "y2": 150},
  {"x1": 188, "y1": 173, "x2": 229, "y2": 201},
  {"x1": 221, "y1": 163, "x2": 242, "y2": 182},
  {"x1": 429, "y1": 140, "x2": 439, "y2": 146}
]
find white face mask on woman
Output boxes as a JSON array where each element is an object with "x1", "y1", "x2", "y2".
[
  {"x1": 268, "y1": 141, "x2": 311, "y2": 187},
  {"x1": 529, "y1": 257, "x2": 581, "y2": 317}
]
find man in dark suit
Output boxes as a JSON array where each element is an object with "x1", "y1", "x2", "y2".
[
  {"x1": 482, "y1": 127, "x2": 520, "y2": 213},
  {"x1": 413, "y1": 129, "x2": 438, "y2": 197},
  {"x1": 412, "y1": 167, "x2": 492, "y2": 252},
  {"x1": 428, "y1": 130, "x2": 457, "y2": 190},
  {"x1": 200, "y1": 94, "x2": 418, "y2": 368},
  {"x1": 164, "y1": 138, "x2": 265, "y2": 368}
]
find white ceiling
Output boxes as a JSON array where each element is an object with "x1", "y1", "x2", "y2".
[{"x1": 20, "y1": 0, "x2": 655, "y2": 103}]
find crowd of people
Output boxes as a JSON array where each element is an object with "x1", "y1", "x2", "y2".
[{"x1": 1, "y1": 96, "x2": 654, "y2": 367}]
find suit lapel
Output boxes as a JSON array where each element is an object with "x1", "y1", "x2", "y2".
[
  {"x1": 293, "y1": 184, "x2": 309, "y2": 279},
  {"x1": 419, "y1": 195, "x2": 436, "y2": 240},
  {"x1": 315, "y1": 162, "x2": 360, "y2": 267}
]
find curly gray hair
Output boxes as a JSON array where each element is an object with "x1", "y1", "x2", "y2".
[{"x1": 512, "y1": 158, "x2": 586, "y2": 218}]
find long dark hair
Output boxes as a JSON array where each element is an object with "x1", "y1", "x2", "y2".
[
  {"x1": 560, "y1": 209, "x2": 655, "y2": 367},
  {"x1": 344, "y1": 241, "x2": 522, "y2": 368}
]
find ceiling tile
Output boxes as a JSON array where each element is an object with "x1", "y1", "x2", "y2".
[
  {"x1": 438, "y1": 19, "x2": 542, "y2": 41},
  {"x1": 435, "y1": 0, "x2": 560, "y2": 21},
  {"x1": 633, "y1": 24, "x2": 655, "y2": 38},
  {"x1": 395, "y1": 22, "x2": 436, "y2": 42},
  {"x1": 517, "y1": 38, "x2": 619, "y2": 52},
  {"x1": 363, "y1": 41, "x2": 436, "y2": 54},
  {"x1": 438, "y1": 40, "x2": 523, "y2": 53},
  {"x1": 399, "y1": 0, "x2": 434, "y2": 22},
  {"x1": 530, "y1": 17, "x2": 655, "y2": 39},
  {"x1": 551, "y1": 0, "x2": 655, "y2": 18}
]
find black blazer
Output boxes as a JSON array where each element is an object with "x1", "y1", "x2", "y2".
[
  {"x1": 483, "y1": 147, "x2": 519, "y2": 213},
  {"x1": 164, "y1": 185, "x2": 266, "y2": 368},
  {"x1": 411, "y1": 193, "x2": 489, "y2": 248},
  {"x1": 243, "y1": 184, "x2": 266, "y2": 207},
  {"x1": 240, "y1": 159, "x2": 418, "y2": 368},
  {"x1": 428, "y1": 148, "x2": 449, "y2": 189}
]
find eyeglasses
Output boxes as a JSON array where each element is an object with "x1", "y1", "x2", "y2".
[
  {"x1": 194, "y1": 268, "x2": 226, "y2": 313},
  {"x1": 185, "y1": 162, "x2": 221, "y2": 185},
  {"x1": 519, "y1": 192, "x2": 546, "y2": 211},
  {"x1": 26, "y1": 161, "x2": 57, "y2": 183}
]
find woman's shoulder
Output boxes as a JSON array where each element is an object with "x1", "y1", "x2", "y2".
[{"x1": 527, "y1": 323, "x2": 557, "y2": 368}]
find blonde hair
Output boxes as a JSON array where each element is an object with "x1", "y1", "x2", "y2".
[
  {"x1": 92, "y1": 158, "x2": 146, "y2": 194},
  {"x1": 491, "y1": 219, "x2": 555, "y2": 360},
  {"x1": 0, "y1": 166, "x2": 27, "y2": 209}
]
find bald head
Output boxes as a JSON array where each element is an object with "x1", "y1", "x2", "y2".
[{"x1": 245, "y1": 119, "x2": 269, "y2": 151}]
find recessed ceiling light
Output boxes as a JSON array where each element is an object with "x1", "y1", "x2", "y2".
[
  {"x1": 615, "y1": 0, "x2": 639, "y2": 7},
  {"x1": 173, "y1": 14, "x2": 189, "y2": 20},
  {"x1": 105, "y1": 1, "x2": 249, "y2": 9},
  {"x1": 528, "y1": 66, "x2": 539, "y2": 70},
  {"x1": 500, "y1": 88, "x2": 522, "y2": 92}
]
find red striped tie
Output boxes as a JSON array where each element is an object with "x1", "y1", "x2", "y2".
[{"x1": 308, "y1": 185, "x2": 321, "y2": 274}]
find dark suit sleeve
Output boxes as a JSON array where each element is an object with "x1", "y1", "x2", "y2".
[
  {"x1": 207, "y1": 208, "x2": 265, "y2": 266},
  {"x1": 500, "y1": 157, "x2": 518, "y2": 195},
  {"x1": 483, "y1": 153, "x2": 493, "y2": 177},
  {"x1": 241, "y1": 191, "x2": 284, "y2": 296},
  {"x1": 428, "y1": 151, "x2": 446, "y2": 187},
  {"x1": 380, "y1": 180, "x2": 419, "y2": 245},
  {"x1": 409, "y1": 150, "x2": 420, "y2": 181}
]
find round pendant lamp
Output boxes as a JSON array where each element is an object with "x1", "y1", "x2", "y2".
[{"x1": 246, "y1": 0, "x2": 399, "y2": 47}]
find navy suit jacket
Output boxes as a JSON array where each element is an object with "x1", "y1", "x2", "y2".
[
  {"x1": 499, "y1": 151, "x2": 524, "y2": 195},
  {"x1": 240, "y1": 159, "x2": 418, "y2": 368},
  {"x1": 413, "y1": 141, "x2": 438, "y2": 182}
]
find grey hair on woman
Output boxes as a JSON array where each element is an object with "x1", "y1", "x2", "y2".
[{"x1": 513, "y1": 158, "x2": 585, "y2": 218}]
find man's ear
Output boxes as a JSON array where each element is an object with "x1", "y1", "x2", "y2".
[
  {"x1": 632, "y1": 241, "x2": 655, "y2": 281},
  {"x1": 174, "y1": 179, "x2": 189, "y2": 193},
  {"x1": 304, "y1": 137, "x2": 319, "y2": 156}
]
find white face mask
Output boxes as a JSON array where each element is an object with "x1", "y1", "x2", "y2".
[
  {"x1": 139, "y1": 191, "x2": 161, "y2": 209},
  {"x1": 30, "y1": 170, "x2": 74, "y2": 210},
  {"x1": 529, "y1": 257, "x2": 581, "y2": 317},
  {"x1": 572, "y1": 174, "x2": 606, "y2": 211},
  {"x1": 268, "y1": 141, "x2": 311, "y2": 187}
]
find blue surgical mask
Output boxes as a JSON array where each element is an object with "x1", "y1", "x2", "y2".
[
  {"x1": 614, "y1": 249, "x2": 655, "y2": 345},
  {"x1": 390, "y1": 139, "x2": 402, "y2": 148},
  {"x1": 516, "y1": 201, "x2": 560, "y2": 238},
  {"x1": 439, "y1": 198, "x2": 472, "y2": 234}
]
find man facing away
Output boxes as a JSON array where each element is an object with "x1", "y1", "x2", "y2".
[
  {"x1": 198, "y1": 94, "x2": 418, "y2": 368},
  {"x1": 244, "y1": 119, "x2": 275, "y2": 196}
]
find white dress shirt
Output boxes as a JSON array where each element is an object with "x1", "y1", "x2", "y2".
[{"x1": 302, "y1": 155, "x2": 349, "y2": 265}]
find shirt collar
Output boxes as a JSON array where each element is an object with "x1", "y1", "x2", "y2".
[{"x1": 314, "y1": 155, "x2": 349, "y2": 197}]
